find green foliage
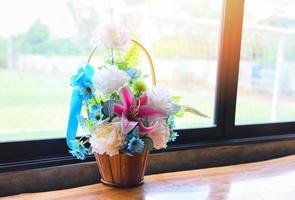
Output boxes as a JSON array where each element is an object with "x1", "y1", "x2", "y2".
[
  {"x1": 13, "y1": 20, "x2": 89, "y2": 56},
  {"x1": 172, "y1": 96, "x2": 181, "y2": 104},
  {"x1": 152, "y1": 28, "x2": 295, "y2": 64},
  {"x1": 89, "y1": 95, "x2": 103, "y2": 105},
  {"x1": 110, "y1": 92, "x2": 120, "y2": 102},
  {"x1": 84, "y1": 119, "x2": 93, "y2": 129},
  {"x1": 14, "y1": 20, "x2": 50, "y2": 54},
  {"x1": 240, "y1": 31, "x2": 278, "y2": 64},
  {"x1": 142, "y1": 136, "x2": 153, "y2": 150},
  {"x1": 175, "y1": 107, "x2": 185, "y2": 118},
  {"x1": 115, "y1": 44, "x2": 140, "y2": 70},
  {"x1": 9, "y1": 17, "x2": 295, "y2": 64},
  {"x1": 102, "y1": 100, "x2": 115, "y2": 119},
  {"x1": 152, "y1": 28, "x2": 219, "y2": 60},
  {"x1": 25, "y1": 20, "x2": 50, "y2": 45},
  {"x1": 36, "y1": 38, "x2": 89, "y2": 55},
  {"x1": 172, "y1": 96, "x2": 208, "y2": 118},
  {"x1": 183, "y1": 105, "x2": 209, "y2": 118}
]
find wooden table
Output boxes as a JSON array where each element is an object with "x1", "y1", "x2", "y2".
[{"x1": 3, "y1": 155, "x2": 295, "y2": 200}]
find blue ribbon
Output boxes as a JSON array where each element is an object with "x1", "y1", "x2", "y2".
[{"x1": 66, "y1": 64, "x2": 94, "y2": 149}]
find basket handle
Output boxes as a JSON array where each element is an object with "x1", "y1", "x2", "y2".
[{"x1": 86, "y1": 39, "x2": 157, "y2": 86}]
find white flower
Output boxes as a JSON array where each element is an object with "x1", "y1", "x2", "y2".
[
  {"x1": 94, "y1": 22, "x2": 130, "y2": 49},
  {"x1": 93, "y1": 65, "x2": 129, "y2": 96},
  {"x1": 147, "y1": 87, "x2": 181, "y2": 115},
  {"x1": 148, "y1": 119, "x2": 170, "y2": 150},
  {"x1": 89, "y1": 122, "x2": 125, "y2": 156}
]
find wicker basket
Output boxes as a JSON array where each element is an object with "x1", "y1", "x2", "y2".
[{"x1": 87, "y1": 39, "x2": 156, "y2": 187}]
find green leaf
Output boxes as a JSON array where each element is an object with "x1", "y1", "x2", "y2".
[
  {"x1": 124, "y1": 43, "x2": 140, "y2": 67},
  {"x1": 142, "y1": 137, "x2": 154, "y2": 150},
  {"x1": 105, "y1": 59, "x2": 113, "y2": 65},
  {"x1": 110, "y1": 92, "x2": 120, "y2": 101},
  {"x1": 175, "y1": 107, "x2": 185, "y2": 118},
  {"x1": 85, "y1": 119, "x2": 93, "y2": 129},
  {"x1": 182, "y1": 105, "x2": 209, "y2": 118},
  {"x1": 89, "y1": 94, "x2": 103, "y2": 106},
  {"x1": 172, "y1": 96, "x2": 181, "y2": 104},
  {"x1": 102, "y1": 100, "x2": 115, "y2": 118},
  {"x1": 115, "y1": 43, "x2": 139, "y2": 69},
  {"x1": 116, "y1": 62, "x2": 128, "y2": 70}
]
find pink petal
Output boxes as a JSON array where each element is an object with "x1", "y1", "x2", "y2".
[
  {"x1": 114, "y1": 104, "x2": 125, "y2": 116},
  {"x1": 121, "y1": 114, "x2": 138, "y2": 134},
  {"x1": 138, "y1": 93, "x2": 148, "y2": 106},
  {"x1": 138, "y1": 121, "x2": 157, "y2": 134},
  {"x1": 120, "y1": 87, "x2": 135, "y2": 110},
  {"x1": 138, "y1": 106, "x2": 166, "y2": 119}
]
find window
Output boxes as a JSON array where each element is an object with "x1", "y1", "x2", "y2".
[
  {"x1": 236, "y1": 0, "x2": 295, "y2": 124},
  {"x1": 127, "y1": 0, "x2": 223, "y2": 129},
  {"x1": 1, "y1": 0, "x2": 295, "y2": 172},
  {"x1": 0, "y1": 0, "x2": 221, "y2": 142}
]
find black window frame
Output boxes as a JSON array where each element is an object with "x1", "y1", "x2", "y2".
[{"x1": 1, "y1": 0, "x2": 295, "y2": 173}]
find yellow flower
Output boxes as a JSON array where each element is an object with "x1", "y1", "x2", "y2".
[{"x1": 133, "y1": 80, "x2": 147, "y2": 92}]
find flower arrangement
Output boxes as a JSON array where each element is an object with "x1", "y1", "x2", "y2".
[{"x1": 66, "y1": 23, "x2": 205, "y2": 160}]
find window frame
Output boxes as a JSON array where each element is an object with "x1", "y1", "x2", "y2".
[
  {"x1": 1, "y1": 0, "x2": 295, "y2": 173},
  {"x1": 219, "y1": 0, "x2": 295, "y2": 140}
]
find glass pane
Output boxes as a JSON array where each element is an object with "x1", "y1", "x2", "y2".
[
  {"x1": 236, "y1": 0, "x2": 295, "y2": 124},
  {"x1": 0, "y1": 0, "x2": 222, "y2": 142}
]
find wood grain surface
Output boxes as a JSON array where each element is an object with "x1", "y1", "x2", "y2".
[
  {"x1": 95, "y1": 149, "x2": 149, "y2": 187},
  {"x1": 2, "y1": 155, "x2": 295, "y2": 200}
]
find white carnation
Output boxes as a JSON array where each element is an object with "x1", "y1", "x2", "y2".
[
  {"x1": 89, "y1": 122, "x2": 125, "y2": 156},
  {"x1": 93, "y1": 65, "x2": 129, "y2": 96},
  {"x1": 147, "y1": 87, "x2": 180, "y2": 115},
  {"x1": 94, "y1": 22, "x2": 130, "y2": 49},
  {"x1": 148, "y1": 119, "x2": 170, "y2": 150}
]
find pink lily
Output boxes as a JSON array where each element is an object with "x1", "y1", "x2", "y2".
[{"x1": 114, "y1": 87, "x2": 165, "y2": 134}]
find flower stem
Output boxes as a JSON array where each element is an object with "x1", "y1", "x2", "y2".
[{"x1": 110, "y1": 48, "x2": 114, "y2": 65}]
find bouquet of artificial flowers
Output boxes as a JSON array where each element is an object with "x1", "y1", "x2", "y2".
[{"x1": 66, "y1": 23, "x2": 205, "y2": 160}]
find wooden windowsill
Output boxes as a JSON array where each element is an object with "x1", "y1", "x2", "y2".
[{"x1": 3, "y1": 155, "x2": 295, "y2": 200}]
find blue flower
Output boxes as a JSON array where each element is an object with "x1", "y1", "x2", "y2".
[
  {"x1": 76, "y1": 115, "x2": 86, "y2": 129},
  {"x1": 78, "y1": 80, "x2": 94, "y2": 102},
  {"x1": 69, "y1": 139, "x2": 89, "y2": 160},
  {"x1": 71, "y1": 64, "x2": 95, "y2": 102},
  {"x1": 168, "y1": 118, "x2": 176, "y2": 130},
  {"x1": 89, "y1": 104, "x2": 103, "y2": 125},
  {"x1": 126, "y1": 67, "x2": 141, "y2": 80},
  {"x1": 169, "y1": 131, "x2": 178, "y2": 142},
  {"x1": 167, "y1": 117, "x2": 178, "y2": 142},
  {"x1": 127, "y1": 136, "x2": 144, "y2": 153}
]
